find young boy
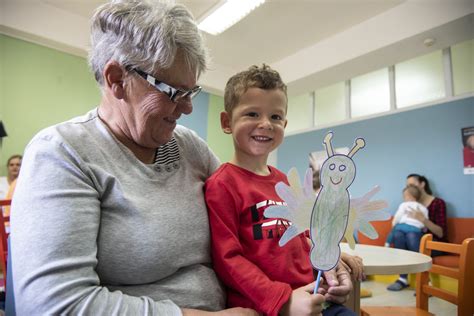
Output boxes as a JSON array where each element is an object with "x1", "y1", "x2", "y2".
[
  {"x1": 205, "y1": 65, "x2": 355, "y2": 316},
  {"x1": 385, "y1": 185, "x2": 429, "y2": 247}
]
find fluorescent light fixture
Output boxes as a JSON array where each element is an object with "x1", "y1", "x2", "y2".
[{"x1": 198, "y1": 0, "x2": 265, "y2": 35}]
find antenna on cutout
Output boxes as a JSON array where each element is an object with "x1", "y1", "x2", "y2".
[
  {"x1": 348, "y1": 138, "x2": 365, "y2": 158},
  {"x1": 323, "y1": 132, "x2": 334, "y2": 157}
]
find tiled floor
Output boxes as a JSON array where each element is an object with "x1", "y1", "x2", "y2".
[{"x1": 360, "y1": 280, "x2": 458, "y2": 316}]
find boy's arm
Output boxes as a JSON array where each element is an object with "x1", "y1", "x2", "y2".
[{"x1": 205, "y1": 180, "x2": 292, "y2": 316}]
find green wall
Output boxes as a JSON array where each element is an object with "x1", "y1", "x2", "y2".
[
  {"x1": 0, "y1": 34, "x2": 101, "y2": 175},
  {"x1": 206, "y1": 94, "x2": 233, "y2": 163},
  {"x1": 0, "y1": 35, "x2": 4, "y2": 120},
  {"x1": 0, "y1": 35, "x2": 235, "y2": 175}
]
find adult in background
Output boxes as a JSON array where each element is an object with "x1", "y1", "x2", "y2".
[
  {"x1": 387, "y1": 174, "x2": 447, "y2": 291},
  {"x1": 0, "y1": 154, "x2": 21, "y2": 231},
  {"x1": 11, "y1": 1, "x2": 255, "y2": 314},
  {"x1": 0, "y1": 154, "x2": 22, "y2": 199}
]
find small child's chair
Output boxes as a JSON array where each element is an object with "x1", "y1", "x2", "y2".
[{"x1": 361, "y1": 234, "x2": 474, "y2": 316}]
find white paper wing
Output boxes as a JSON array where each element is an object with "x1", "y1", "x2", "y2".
[
  {"x1": 264, "y1": 168, "x2": 316, "y2": 247},
  {"x1": 350, "y1": 186, "x2": 390, "y2": 239},
  {"x1": 264, "y1": 205, "x2": 294, "y2": 223},
  {"x1": 278, "y1": 225, "x2": 300, "y2": 247}
]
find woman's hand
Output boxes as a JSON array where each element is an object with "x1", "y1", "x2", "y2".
[
  {"x1": 407, "y1": 207, "x2": 444, "y2": 238},
  {"x1": 407, "y1": 207, "x2": 426, "y2": 223},
  {"x1": 317, "y1": 262, "x2": 353, "y2": 304},
  {"x1": 340, "y1": 252, "x2": 365, "y2": 281}
]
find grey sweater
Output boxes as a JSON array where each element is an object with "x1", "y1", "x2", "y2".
[{"x1": 11, "y1": 109, "x2": 225, "y2": 315}]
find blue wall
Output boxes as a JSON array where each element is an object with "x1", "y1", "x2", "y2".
[
  {"x1": 178, "y1": 91, "x2": 209, "y2": 140},
  {"x1": 277, "y1": 97, "x2": 474, "y2": 218}
]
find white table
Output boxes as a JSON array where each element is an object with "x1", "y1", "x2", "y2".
[
  {"x1": 340, "y1": 243, "x2": 432, "y2": 275},
  {"x1": 339, "y1": 243, "x2": 432, "y2": 315}
]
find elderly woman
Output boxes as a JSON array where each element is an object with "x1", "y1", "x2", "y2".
[
  {"x1": 12, "y1": 1, "x2": 352, "y2": 314},
  {"x1": 11, "y1": 1, "x2": 255, "y2": 315}
]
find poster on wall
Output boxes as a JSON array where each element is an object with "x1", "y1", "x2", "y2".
[{"x1": 462, "y1": 127, "x2": 474, "y2": 175}]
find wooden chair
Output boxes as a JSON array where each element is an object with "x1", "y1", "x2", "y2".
[{"x1": 361, "y1": 234, "x2": 474, "y2": 316}]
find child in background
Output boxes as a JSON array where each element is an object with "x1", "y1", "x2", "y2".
[
  {"x1": 205, "y1": 65, "x2": 355, "y2": 316},
  {"x1": 385, "y1": 185, "x2": 429, "y2": 247}
]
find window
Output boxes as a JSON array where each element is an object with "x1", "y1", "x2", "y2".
[
  {"x1": 395, "y1": 50, "x2": 445, "y2": 108},
  {"x1": 451, "y1": 39, "x2": 474, "y2": 96},
  {"x1": 351, "y1": 68, "x2": 390, "y2": 118},
  {"x1": 314, "y1": 82, "x2": 346, "y2": 125},
  {"x1": 286, "y1": 93, "x2": 313, "y2": 133}
]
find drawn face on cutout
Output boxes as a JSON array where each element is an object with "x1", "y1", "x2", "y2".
[{"x1": 320, "y1": 154, "x2": 355, "y2": 189}]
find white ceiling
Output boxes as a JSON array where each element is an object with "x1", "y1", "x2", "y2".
[{"x1": 1, "y1": 0, "x2": 473, "y2": 96}]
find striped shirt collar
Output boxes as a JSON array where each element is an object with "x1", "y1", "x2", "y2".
[{"x1": 154, "y1": 137, "x2": 180, "y2": 165}]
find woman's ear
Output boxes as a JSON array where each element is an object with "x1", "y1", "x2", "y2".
[
  {"x1": 220, "y1": 111, "x2": 232, "y2": 134},
  {"x1": 103, "y1": 61, "x2": 126, "y2": 99}
]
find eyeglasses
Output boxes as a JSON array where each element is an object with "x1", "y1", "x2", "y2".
[{"x1": 134, "y1": 69, "x2": 202, "y2": 103}]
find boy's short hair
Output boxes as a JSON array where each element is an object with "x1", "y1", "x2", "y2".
[
  {"x1": 224, "y1": 64, "x2": 287, "y2": 114},
  {"x1": 404, "y1": 185, "x2": 422, "y2": 201}
]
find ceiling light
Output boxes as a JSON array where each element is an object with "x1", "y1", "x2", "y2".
[
  {"x1": 423, "y1": 38, "x2": 436, "y2": 47},
  {"x1": 198, "y1": 0, "x2": 265, "y2": 36}
]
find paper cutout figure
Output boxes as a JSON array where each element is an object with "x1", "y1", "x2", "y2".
[
  {"x1": 264, "y1": 131, "x2": 390, "y2": 292},
  {"x1": 264, "y1": 171, "x2": 389, "y2": 248},
  {"x1": 265, "y1": 131, "x2": 390, "y2": 288},
  {"x1": 309, "y1": 132, "x2": 365, "y2": 271}
]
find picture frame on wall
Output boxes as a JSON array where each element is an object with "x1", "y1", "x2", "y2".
[{"x1": 462, "y1": 126, "x2": 474, "y2": 175}]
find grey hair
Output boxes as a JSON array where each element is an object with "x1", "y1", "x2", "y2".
[{"x1": 89, "y1": 0, "x2": 208, "y2": 86}]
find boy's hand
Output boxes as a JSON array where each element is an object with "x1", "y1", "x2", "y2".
[{"x1": 280, "y1": 283, "x2": 325, "y2": 316}]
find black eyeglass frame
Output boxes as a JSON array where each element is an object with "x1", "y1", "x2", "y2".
[{"x1": 133, "y1": 68, "x2": 202, "y2": 103}]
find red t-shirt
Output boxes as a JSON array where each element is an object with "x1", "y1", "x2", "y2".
[{"x1": 205, "y1": 163, "x2": 314, "y2": 316}]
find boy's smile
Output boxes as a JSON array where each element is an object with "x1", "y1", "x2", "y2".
[
  {"x1": 221, "y1": 87, "x2": 287, "y2": 167},
  {"x1": 251, "y1": 135, "x2": 272, "y2": 142}
]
